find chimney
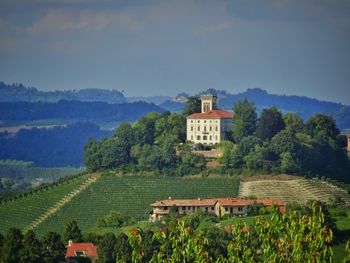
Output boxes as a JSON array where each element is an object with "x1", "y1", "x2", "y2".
[{"x1": 68, "y1": 240, "x2": 73, "y2": 246}]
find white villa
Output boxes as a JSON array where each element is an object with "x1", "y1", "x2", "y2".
[{"x1": 186, "y1": 94, "x2": 233, "y2": 144}]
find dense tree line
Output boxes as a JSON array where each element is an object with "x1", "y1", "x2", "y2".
[
  {"x1": 0, "y1": 100, "x2": 162, "y2": 122},
  {"x1": 221, "y1": 99, "x2": 349, "y2": 182},
  {"x1": 0, "y1": 122, "x2": 111, "y2": 167},
  {"x1": 84, "y1": 112, "x2": 207, "y2": 176},
  {"x1": 0, "y1": 81, "x2": 126, "y2": 103}
]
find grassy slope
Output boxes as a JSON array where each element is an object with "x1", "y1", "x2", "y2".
[
  {"x1": 32, "y1": 175, "x2": 240, "y2": 236},
  {"x1": 0, "y1": 175, "x2": 87, "y2": 234}
]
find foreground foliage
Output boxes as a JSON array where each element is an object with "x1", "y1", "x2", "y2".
[{"x1": 125, "y1": 203, "x2": 333, "y2": 263}]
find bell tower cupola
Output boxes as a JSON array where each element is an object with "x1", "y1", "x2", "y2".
[{"x1": 200, "y1": 93, "x2": 217, "y2": 113}]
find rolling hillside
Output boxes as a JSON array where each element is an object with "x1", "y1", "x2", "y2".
[
  {"x1": 1, "y1": 173, "x2": 349, "y2": 238},
  {"x1": 0, "y1": 174, "x2": 240, "y2": 236},
  {"x1": 238, "y1": 177, "x2": 350, "y2": 206}
]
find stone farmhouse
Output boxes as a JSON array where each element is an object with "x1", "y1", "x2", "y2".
[
  {"x1": 186, "y1": 94, "x2": 233, "y2": 145},
  {"x1": 150, "y1": 197, "x2": 285, "y2": 221},
  {"x1": 65, "y1": 241, "x2": 98, "y2": 263}
]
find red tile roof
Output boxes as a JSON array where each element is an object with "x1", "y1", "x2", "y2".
[
  {"x1": 66, "y1": 242, "x2": 98, "y2": 258},
  {"x1": 187, "y1": 110, "x2": 234, "y2": 119},
  {"x1": 217, "y1": 198, "x2": 284, "y2": 207},
  {"x1": 151, "y1": 198, "x2": 217, "y2": 207}
]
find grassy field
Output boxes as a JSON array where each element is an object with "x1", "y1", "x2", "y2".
[{"x1": 0, "y1": 175, "x2": 88, "y2": 234}]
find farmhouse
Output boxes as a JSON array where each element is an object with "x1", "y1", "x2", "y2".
[
  {"x1": 186, "y1": 94, "x2": 233, "y2": 145},
  {"x1": 65, "y1": 241, "x2": 98, "y2": 263},
  {"x1": 150, "y1": 197, "x2": 285, "y2": 221}
]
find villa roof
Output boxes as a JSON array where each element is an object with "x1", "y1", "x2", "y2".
[
  {"x1": 66, "y1": 242, "x2": 98, "y2": 258},
  {"x1": 217, "y1": 198, "x2": 284, "y2": 207},
  {"x1": 187, "y1": 110, "x2": 233, "y2": 119},
  {"x1": 151, "y1": 198, "x2": 284, "y2": 208},
  {"x1": 151, "y1": 198, "x2": 217, "y2": 207}
]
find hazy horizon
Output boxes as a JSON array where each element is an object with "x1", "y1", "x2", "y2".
[{"x1": 1, "y1": 0, "x2": 349, "y2": 104}]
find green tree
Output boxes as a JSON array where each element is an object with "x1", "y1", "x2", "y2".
[
  {"x1": 183, "y1": 96, "x2": 201, "y2": 115},
  {"x1": 63, "y1": 220, "x2": 83, "y2": 243},
  {"x1": 133, "y1": 112, "x2": 160, "y2": 145},
  {"x1": 1, "y1": 227, "x2": 23, "y2": 263},
  {"x1": 283, "y1": 113, "x2": 304, "y2": 132},
  {"x1": 256, "y1": 106, "x2": 285, "y2": 140},
  {"x1": 104, "y1": 210, "x2": 123, "y2": 227},
  {"x1": 83, "y1": 138, "x2": 101, "y2": 172},
  {"x1": 20, "y1": 230, "x2": 42, "y2": 263},
  {"x1": 305, "y1": 114, "x2": 339, "y2": 139},
  {"x1": 232, "y1": 99, "x2": 257, "y2": 143},
  {"x1": 41, "y1": 232, "x2": 65, "y2": 263},
  {"x1": 280, "y1": 151, "x2": 300, "y2": 174},
  {"x1": 237, "y1": 135, "x2": 262, "y2": 156},
  {"x1": 243, "y1": 145, "x2": 269, "y2": 171},
  {"x1": 114, "y1": 233, "x2": 132, "y2": 263},
  {"x1": 97, "y1": 233, "x2": 117, "y2": 263}
]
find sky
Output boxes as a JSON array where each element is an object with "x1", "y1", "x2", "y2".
[{"x1": 0, "y1": 0, "x2": 349, "y2": 104}]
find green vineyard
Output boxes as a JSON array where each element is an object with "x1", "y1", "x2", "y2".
[
  {"x1": 0, "y1": 175, "x2": 88, "y2": 233},
  {"x1": 0, "y1": 174, "x2": 240, "y2": 236}
]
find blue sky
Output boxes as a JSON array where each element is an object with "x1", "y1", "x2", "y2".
[{"x1": 0, "y1": 0, "x2": 349, "y2": 104}]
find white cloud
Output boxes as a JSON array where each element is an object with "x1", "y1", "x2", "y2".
[{"x1": 27, "y1": 9, "x2": 143, "y2": 36}]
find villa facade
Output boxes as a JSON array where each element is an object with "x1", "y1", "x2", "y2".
[
  {"x1": 186, "y1": 94, "x2": 233, "y2": 145},
  {"x1": 150, "y1": 197, "x2": 285, "y2": 221}
]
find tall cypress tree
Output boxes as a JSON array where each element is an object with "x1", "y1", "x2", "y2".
[
  {"x1": 63, "y1": 220, "x2": 83, "y2": 244},
  {"x1": 20, "y1": 230, "x2": 42, "y2": 263},
  {"x1": 232, "y1": 98, "x2": 257, "y2": 143}
]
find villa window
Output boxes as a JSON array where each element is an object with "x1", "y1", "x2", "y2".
[
  {"x1": 191, "y1": 135, "x2": 193, "y2": 140},
  {"x1": 203, "y1": 136, "x2": 207, "y2": 140},
  {"x1": 191, "y1": 126, "x2": 193, "y2": 131},
  {"x1": 209, "y1": 126, "x2": 212, "y2": 131},
  {"x1": 238, "y1": 207, "x2": 243, "y2": 211},
  {"x1": 164, "y1": 207, "x2": 168, "y2": 210},
  {"x1": 197, "y1": 126, "x2": 200, "y2": 131},
  {"x1": 225, "y1": 207, "x2": 228, "y2": 212},
  {"x1": 209, "y1": 136, "x2": 212, "y2": 140},
  {"x1": 197, "y1": 135, "x2": 200, "y2": 140}
]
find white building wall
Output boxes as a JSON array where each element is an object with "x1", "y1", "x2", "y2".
[{"x1": 186, "y1": 118, "x2": 232, "y2": 144}]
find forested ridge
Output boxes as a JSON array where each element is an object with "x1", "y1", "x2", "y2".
[
  {"x1": 0, "y1": 82, "x2": 126, "y2": 103},
  {"x1": 0, "y1": 122, "x2": 111, "y2": 167},
  {"x1": 0, "y1": 100, "x2": 163, "y2": 122}
]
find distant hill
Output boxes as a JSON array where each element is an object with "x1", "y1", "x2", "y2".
[
  {"x1": 0, "y1": 122, "x2": 112, "y2": 167},
  {"x1": 0, "y1": 100, "x2": 163, "y2": 123},
  {"x1": 0, "y1": 82, "x2": 126, "y2": 103},
  {"x1": 126, "y1": 95, "x2": 171, "y2": 104}
]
